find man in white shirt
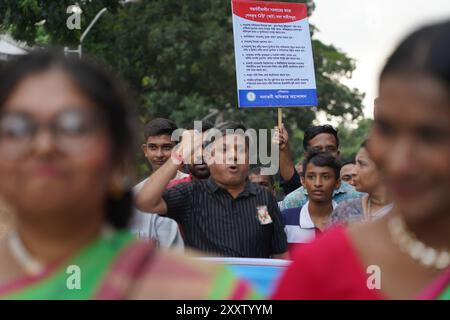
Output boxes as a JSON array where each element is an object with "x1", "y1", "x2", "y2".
[
  {"x1": 130, "y1": 118, "x2": 185, "y2": 249},
  {"x1": 131, "y1": 178, "x2": 184, "y2": 249}
]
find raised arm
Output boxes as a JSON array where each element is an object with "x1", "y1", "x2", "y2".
[
  {"x1": 273, "y1": 123, "x2": 295, "y2": 182},
  {"x1": 135, "y1": 130, "x2": 200, "y2": 214}
]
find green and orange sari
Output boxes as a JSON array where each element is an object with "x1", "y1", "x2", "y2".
[{"x1": 0, "y1": 231, "x2": 259, "y2": 300}]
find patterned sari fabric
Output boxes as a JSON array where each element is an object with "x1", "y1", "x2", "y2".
[
  {"x1": 0, "y1": 231, "x2": 258, "y2": 300},
  {"x1": 416, "y1": 268, "x2": 450, "y2": 300},
  {"x1": 439, "y1": 286, "x2": 450, "y2": 300}
]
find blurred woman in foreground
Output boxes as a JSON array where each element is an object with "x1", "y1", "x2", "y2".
[
  {"x1": 0, "y1": 52, "x2": 254, "y2": 299},
  {"x1": 0, "y1": 198, "x2": 13, "y2": 239},
  {"x1": 273, "y1": 21, "x2": 450, "y2": 300},
  {"x1": 330, "y1": 140, "x2": 393, "y2": 226}
]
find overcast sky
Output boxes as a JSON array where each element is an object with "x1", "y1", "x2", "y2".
[{"x1": 308, "y1": 0, "x2": 450, "y2": 120}]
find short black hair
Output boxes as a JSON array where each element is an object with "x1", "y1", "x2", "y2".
[
  {"x1": 210, "y1": 121, "x2": 250, "y2": 147},
  {"x1": 381, "y1": 20, "x2": 450, "y2": 87},
  {"x1": 144, "y1": 118, "x2": 177, "y2": 140},
  {"x1": 302, "y1": 151, "x2": 342, "y2": 180},
  {"x1": 215, "y1": 121, "x2": 247, "y2": 134},
  {"x1": 249, "y1": 166, "x2": 275, "y2": 186},
  {"x1": 303, "y1": 125, "x2": 340, "y2": 152},
  {"x1": 341, "y1": 160, "x2": 355, "y2": 167},
  {"x1": 190, "y1": 120, "x2": 214, "y2": 132}
]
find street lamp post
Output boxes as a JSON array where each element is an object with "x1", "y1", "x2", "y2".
[{"x1": 64, "y1": 7, "x2": 108, "y2": 58}]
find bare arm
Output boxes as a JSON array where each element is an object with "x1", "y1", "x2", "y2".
[
  {"x1": 273, "y1": 123, "x2": 295, "y2": 182},
  {"x1": 135, "y1": 159, "x2": 179, "y2": 214},
  {"x1": 135, "y1": 130, "x2": 201, "y2": 214}
]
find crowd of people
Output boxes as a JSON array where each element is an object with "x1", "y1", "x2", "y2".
[{"x1": 0, "y1": 21, "x2": 448, "y2": 300}]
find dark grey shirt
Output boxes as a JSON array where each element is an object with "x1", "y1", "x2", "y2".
[{"x1": 162, "y1": 178, "x2": 287, "y2": 258}]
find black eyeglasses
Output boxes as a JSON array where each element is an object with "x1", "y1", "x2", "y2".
[{"x1": 0, "y1": 108, "x2": 106, "y2": 159}]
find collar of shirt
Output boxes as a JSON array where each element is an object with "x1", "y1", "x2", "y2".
[
  {"x1": 301, "y1": 181, "x2": 355, "y2": 197},
  {"x1": 174, "y1": 170, "x2": 190, "y2": 180},
  {"x1": 133, "y1": 170, "x2": 188, "y2": 192},
  {"x1": 205, "y1": 177, "x2": 257, "y2": 197},
  {"x1": 299, "y1": 200, "x2": 338, "y2": 229}
]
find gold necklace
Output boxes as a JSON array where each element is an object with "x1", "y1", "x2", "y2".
[{"x1": 388, "y1": 215, "x2": 450, "y2": 270}]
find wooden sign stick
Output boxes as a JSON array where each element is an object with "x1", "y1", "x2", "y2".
[{"x1": 278, "y1": 107, "x2": 283, "y2": 128}]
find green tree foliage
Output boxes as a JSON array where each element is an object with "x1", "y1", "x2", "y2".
[
  {"x1": 338, "y1": 118, "x2": 373, "y2": 162},
  {"x1": 1, "y1": 0, "x2": 367, "y2": 176},
  {"x1": 0, "y1": 0, "x2": 121, "y2": 45},
  {"x1": 1, "y1": 0, "x2": 364, "y2": 129}
]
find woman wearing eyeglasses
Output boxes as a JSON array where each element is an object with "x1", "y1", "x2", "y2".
[
  {"x1": 0, "y1": 52, "x2": 255, "y2": 299},
  {"x1": 273, "y1": 21, "x2": 450, "y2": 300}
]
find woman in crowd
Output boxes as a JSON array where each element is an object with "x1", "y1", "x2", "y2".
[
  {"x1": 330, "y1": 140, "x2": 393, "y2": 226},
  {"x1": 273, "y1": 21, "x2": 450, "y2": 300},
  {"x1": 0, "y1": 52, "x2": 255, "y2": 299}
]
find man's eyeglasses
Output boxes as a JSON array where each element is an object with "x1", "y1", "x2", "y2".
[{"x1": 0, "y1": 108, "x2": 106, "y2": 159}]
